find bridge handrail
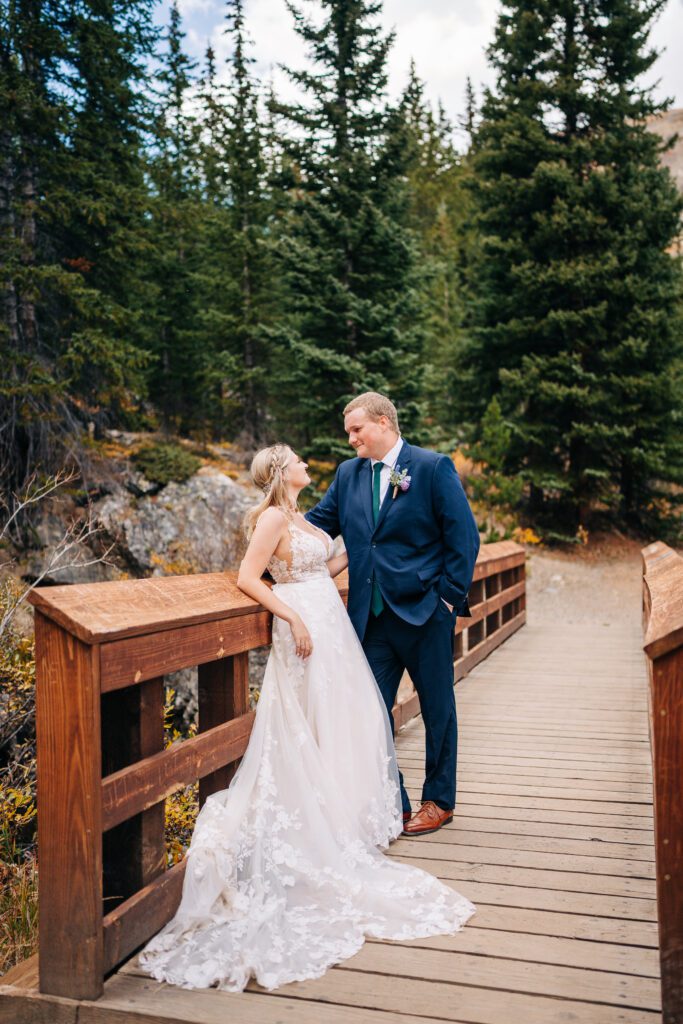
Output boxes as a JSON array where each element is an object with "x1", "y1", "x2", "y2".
[
  {"x1": 28, "y1": 540, "x2": 525, "y2": 1000},
  {"x1": 641, "y1": 541, "x2": 683, "y2": 1024}
]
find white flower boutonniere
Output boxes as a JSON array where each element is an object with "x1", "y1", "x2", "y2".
[{"x1": 389, "y1": 466, "x2": 411, "y2": 499}]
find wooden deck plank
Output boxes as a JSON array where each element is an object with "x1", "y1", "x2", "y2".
[
  {"x1": 389, "y1": 854, "x2": 657, "y2": 898},
  {"x1": 405, "y1": 789, "x2": 655, "y2": 825},
  {"x1": 446, "y1": 814, "x2": 655, "y2": 844},
  {"x1": 119, "y1": 960, "x2": 661, "y2": 1024},
  {"x1": 394, "y1": 838, "x2": 656, "y2": 877},
  {"x1": 415, "y1": 826, "x2": 656, "y2": 860},
  {"x1": 79, "y1": 971, "x2": 450, "y2": 1024},
  {"x1": 367, "y1": 928, "x2": 660, "y2": 977},
  {"x1": 243, "y1": 969, "x2": 659, "y2": 1024},
  {"x1": 466, "y1": 904, "x2": 659, "y2": 944},
  {"x1": 334, "y1": 942, "x2": 661, "y2": 1011}
]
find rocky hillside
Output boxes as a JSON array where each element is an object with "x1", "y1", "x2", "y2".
[
  {"x1": 22, "y1": 432, "x2": 260, "y2": 587},
  {"x1": 647, "y1": 108, "x2": 683, "y2": 193}
]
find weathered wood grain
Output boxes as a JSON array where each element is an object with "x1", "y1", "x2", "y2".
[
  {"x1": 27, "y1": 570, "x2": 348, "y2": 644},
  {"x1": 100, "y1": 613, "x2": 271, "y2": 693},
  {"x1": 642, "y1": 542, "x2": 683, "y2": 659},
  {"x1": 101, "y1": 711, "x2": 255, "y2": 831},
  {"x1": 642, "y1": 542, "x2": 683, "y2": 1024},
  {"x1": 103, "y1": 861, "x2": 185, "y2": 974},
  {"x1": 34, "y1": 612, "x2": 104, "y2": 1000},
  {"x1": 648, "y1": 647, "x2": 683, "y2": 1022},
  {"x1": 198, "y1": 652, "x2": 250, "y2": 806},
  {"x1": 102, "y1": 677, "x2": 166, "y2": 912}
]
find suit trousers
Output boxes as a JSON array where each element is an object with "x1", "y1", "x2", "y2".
[{"x1": 362, "y1": 600, "x2": 458, "y2": 814}]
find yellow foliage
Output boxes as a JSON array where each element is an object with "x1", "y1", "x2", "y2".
[
  {"x1": 452, "y1": 448, "x2": 475, "y2": 483},
  {"x1": 512, "y1": 526, "x2": 542, "y2": 546},
  {"x1": 576, "y1": 525, "x2": 589, "y2": 546},
  {"x1": 163, "y1": 689, "x2": 198, "y2": 865},
  {"x1": 0, "y1": 588, "x2": 38, "y2": 974}
]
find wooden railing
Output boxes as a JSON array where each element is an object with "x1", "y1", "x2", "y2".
[
  {"x1": 642, "y1": 541, "x2": 683, "y2": 1024},
  {"x1": 28, "y1": 540, "x2": 525, "y2": 1000}
]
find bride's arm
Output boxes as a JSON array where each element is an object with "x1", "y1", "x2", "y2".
[
  {"x1": 237, "y1": 509, "x2": 313, "y2": 657},
  {"x1": 236, "y1": 509, "x2": 296, "y2": 621},
  {"x1": 326, "y1": 550, "x2": 348, "y2": 578}
]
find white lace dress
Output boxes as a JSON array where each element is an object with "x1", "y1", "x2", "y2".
[{"x1": 138, "y1": 520, "x2": 475, "y2": 991}]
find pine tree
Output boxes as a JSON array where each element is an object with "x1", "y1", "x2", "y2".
[
  {"x1": 462, "y1": 0, "x2": 683, "y2": 533},
  {"x1": 399, "y1": 66, "x2": 471, "y2": 440},
  {"x1": 0, "y1": 1, "x2": 157, "y2": 499},
  {"x1": 145, "y1": 1, "x2": 202, "y2": 431},
  {"x1": 0, "y1": 0, "x2": 68, "y2": 496},
  {"x1": 271, "y1": 0, "x2": 427, "y2": 458},
  {"x1": 54, "y1": 0, "x2": 158, "y2": 418},
  {"x1": 192, "y1": 0, "x2": 275, "y2": 444}
]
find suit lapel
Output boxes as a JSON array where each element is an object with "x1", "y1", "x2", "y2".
[{"x1": 373, "y1": 439, "x2": 412, "y2": 535}]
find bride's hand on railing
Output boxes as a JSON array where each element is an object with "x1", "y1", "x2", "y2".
[{"x1": 289, "y1": 613, "x2": 313, "y2": 658}]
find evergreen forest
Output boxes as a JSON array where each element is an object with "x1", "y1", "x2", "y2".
[{"x1": 2, "y1": 0, "x2": 682, "y2": 539}]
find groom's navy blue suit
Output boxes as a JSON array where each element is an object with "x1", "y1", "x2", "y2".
[{"x1": 306, "y1": 439, "x2": 480, "y2": 814}]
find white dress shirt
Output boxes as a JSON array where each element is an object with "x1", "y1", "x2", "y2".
[{"x1": 370, "y1": 435, "x2": 404, "y2": 507}]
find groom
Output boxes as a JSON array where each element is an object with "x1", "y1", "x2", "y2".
[{"x1": 306, "y1": 392, "x2": 480, "y2": 835}]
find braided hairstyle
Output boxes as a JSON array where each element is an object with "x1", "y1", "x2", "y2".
[{"x1": 244, "y1": 443, "x2": 297, "y2": 537}]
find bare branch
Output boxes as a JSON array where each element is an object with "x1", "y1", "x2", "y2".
[
  {"x1": 1, "y1": 500, "x2": 115, "y2": 638},
  {"x1": 0, "y1": 469, "x2": 78, "y2": 544}
]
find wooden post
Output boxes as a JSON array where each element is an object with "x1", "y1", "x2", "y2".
[
  {"x1": 34, "y1": 612, "x2": 104, "y2": 999},
  {"x1": 485, "y1": 570, "x2": 501, "y2": 637},
  {"x1": 467, "y1": 578, "x2": 485, "y2": 650},
  {"x1": 650, "y1": 646, "x2": 683, "y2": 1024},
  {"x1": 642, "y1": 542, "x2": 683, "y2": 1024},
  {"x1": 198, "y1": 652, "x2": 250, "y2": 807},
  {"x1": 102, "y1": 677, "x2": 166, "y2": 913}
]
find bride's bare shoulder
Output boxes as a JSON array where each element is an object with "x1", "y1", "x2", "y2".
[{"x1": 254, "y1": 506, "x2": 289, "y2": 534}]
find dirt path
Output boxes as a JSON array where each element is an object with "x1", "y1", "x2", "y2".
[{"x1": 525, "y1": 537, "x2": 643, "y2": 631}]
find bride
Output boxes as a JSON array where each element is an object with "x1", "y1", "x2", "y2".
[{"x1": 138, "y1": 443, "x2": 475, "y2": 992}]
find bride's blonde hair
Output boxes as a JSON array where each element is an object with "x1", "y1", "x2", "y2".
[{"x1": 244, "y1": 443, "x2": 297, "y2": 538}]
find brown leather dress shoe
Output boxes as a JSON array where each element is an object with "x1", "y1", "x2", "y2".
[
  {"x1": 402, "y1": 801, "x2": 453, "y2": 836},
  {"x1": 402, "y1": 811, "x2": 412, "y2": 825}
]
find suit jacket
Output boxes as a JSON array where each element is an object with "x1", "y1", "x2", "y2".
[{"x1": 305, "y1": 439, "x2": 480, "y2": 639}]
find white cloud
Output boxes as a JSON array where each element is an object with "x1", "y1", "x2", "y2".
[{"x1": 159, "y1": 0, "x2": 683, "y2": 125}]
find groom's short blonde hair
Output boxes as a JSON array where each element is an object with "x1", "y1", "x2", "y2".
[{"x1": 343, "y1": 392, "x2": 400, "y2": 432}]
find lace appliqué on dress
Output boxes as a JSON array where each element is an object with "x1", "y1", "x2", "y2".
[{"x1": 266, "y1": 518, "x2": 333, "y2": 583}]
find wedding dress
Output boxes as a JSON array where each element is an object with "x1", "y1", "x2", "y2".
[{"x1": 138, "y1": 519, "x2": 475, "y2": 992}]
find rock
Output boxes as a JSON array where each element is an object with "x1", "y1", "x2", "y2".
[
  {"x1": 125, "y1": 471, "x2": 162, "y2": 498},
  {"x1": 103, "y1": 428, "x2": 143, "y2": 448},
  {"x1": 95, "y1": 465, "x2": 258, "y2": 575}
]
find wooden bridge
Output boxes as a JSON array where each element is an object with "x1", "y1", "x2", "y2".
[{"x1": 1, "y1": 540, "x2": 682, "y2": 1024}]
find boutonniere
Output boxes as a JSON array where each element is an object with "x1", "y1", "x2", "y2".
[{"x1": 389, "y1": 465, "x2": 411, "y2": 499}]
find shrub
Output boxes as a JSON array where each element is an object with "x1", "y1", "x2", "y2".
[
  {"x1": 132, "y1": 443, "x2": 201, "y2": 487},
  {"x1": 0, "y1": 587, "x2": 38, "y2": 976}
]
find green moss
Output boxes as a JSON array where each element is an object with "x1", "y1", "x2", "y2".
[{"x1": 132, "y1": 443, "x2": 201, "y2": 487}]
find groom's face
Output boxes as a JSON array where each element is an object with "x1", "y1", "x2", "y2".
[{"x1": 344, "y1": 408, "x2": 395, "y2": 461}]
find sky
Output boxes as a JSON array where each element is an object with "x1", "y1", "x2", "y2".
[{"x1": 158, "y1": 0, "x2": 683, "y2": 131}]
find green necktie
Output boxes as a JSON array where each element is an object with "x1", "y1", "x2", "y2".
[{"x1": 371, "y1": 463, "x2": 384, "y2": 616}]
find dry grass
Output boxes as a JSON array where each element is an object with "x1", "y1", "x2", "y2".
[{"x1": 0, "y1": 856, "x2": 38, "y2": 977}]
